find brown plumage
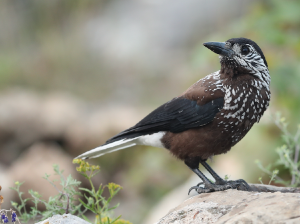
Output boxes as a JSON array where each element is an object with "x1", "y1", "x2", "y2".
[
  {"x1": 162, "y1": 66, "x2": 270, "y2": 163},
  {"x1": 76, "y1": 37, "x2": 270, "y2": 194}
]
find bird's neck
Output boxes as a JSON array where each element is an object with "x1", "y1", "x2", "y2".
[
  {"x1": 220, "y1": 64, "x2": 250, "y2": 78},
  {"x1": 220, "y1": 64, "x2": 270, "y2": 89}
]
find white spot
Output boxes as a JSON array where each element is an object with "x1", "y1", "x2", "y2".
[
  {"x1": 232, "y1": 89, "x2": 235, "y2": 95},
  {"x1": 138, "y1": 132, "x2": 166, "y2": 148}
]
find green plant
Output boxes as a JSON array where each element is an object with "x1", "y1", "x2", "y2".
[
  {"x1": 10, "y1": 165, "x2": 82, "y2": 222},
  {"x1": 255, "y1": 113, "x2": 300, "y2": 187},
  {"x1": 73, "y1": 159, "x2": 130, "y2": 224},
  {"x1": 9, "y1": 163, "x2": 131, "y2": 224}
]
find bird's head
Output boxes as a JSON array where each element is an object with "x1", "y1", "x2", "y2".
[
  {"x1": 203, "y1": 37, "x2": 270, "y2": 87},
  {"x1": 203, "y1": 37, "x2": 268, "y2": 73}
]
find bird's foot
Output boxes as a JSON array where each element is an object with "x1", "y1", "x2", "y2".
[
  {"x1": 226, "y1": 179, "x2": 251, "y2": 191},
  {"x1": 188, "y1": 183, "x2": 231, "y2": 194},
  {"x1": 188, "y1": 179, "x2": 251, "y2": 195}
]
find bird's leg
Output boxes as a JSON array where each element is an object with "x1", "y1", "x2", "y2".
[
  {"x1": 199, "y1": 160, "x2": 226, "y2": 185},
  {"x1": 185, "y1": 157, "x2": 212, "y2": 193},
  {"x1": 188, "y1": 168, "x2": 214, "y2": 194},
  {"x1": 185, "y1": 157, "x2": 251, "y2": 194},
  {"x1": 200, "y1": 159, "x2": 251, "y2": 191},
  {"x1": 185, "y1": 157, "x2": 232, "y2": 194},
  {"x1": 188, "y1": 167, "x2": 240, "y2": 194}
]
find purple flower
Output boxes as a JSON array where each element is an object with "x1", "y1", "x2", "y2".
[
  {"x1": 1, "y1": 213, "x2": 6, "y2": 220},
  {"x1": 3, "y1": 216, "x2": 8, "y2": 223},
  {"x1": 11, "y1": 211, "x2": 17, "y2": 222}
]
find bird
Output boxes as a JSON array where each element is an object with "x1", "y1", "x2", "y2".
[{"x1": 76, "y1": 37, "x2": 270, "y2": 194}]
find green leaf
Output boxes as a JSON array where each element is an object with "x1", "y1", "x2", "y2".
[
  {"x1": 90, "y1": 170, "x2": 100, "y2": 178},
  {"x1": 108, "y1": 203, "x2": 120, "y2": 211},
  {"x1": 79, "y1": 198, "x2": 93, "y2": 211},
  {"x1": 79, "y1": 187, "x2": 94, "y2": 195},
  {"x1": 110, "y1": 215, "x2": 122, "y2": 224},
  {"x1": 43, "y1": 173, "x2": 51, "y2": 179},
  {"x1": 80, "y1": 214, "x2": 91, "y2": 223},
  {"x1": 42, "y1": 210, "x2": 54, "y2": 219}
]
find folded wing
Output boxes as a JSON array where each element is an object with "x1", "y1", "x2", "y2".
[{"x1": 106, "y1": 97, "x2": 224, "y2": 143}]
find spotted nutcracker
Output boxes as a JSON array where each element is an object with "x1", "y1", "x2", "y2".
[{"x1": 76, "y1": 37, "x2": 270, "y2": 194}]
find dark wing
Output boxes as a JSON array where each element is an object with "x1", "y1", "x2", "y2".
[{"x1": 105, "y1": 97, "x2": 224, "y2": 144}]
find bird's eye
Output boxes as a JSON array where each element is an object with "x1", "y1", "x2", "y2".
[{"x1": 241, "y1": 45, "x2": 250, "y2": 55}]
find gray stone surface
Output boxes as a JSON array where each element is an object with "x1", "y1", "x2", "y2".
[
  {"x1": 35, "y1": 214, "x2": 90, "y2": 224},
  {"x1": 156, "y1": 189, "x2": 300, "y2": 224}
]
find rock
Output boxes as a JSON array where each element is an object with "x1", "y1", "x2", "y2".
[
  {"x1": 7, "y1": 142, "x2": 83, "y2": 207},
  {"x1": 35, "y1": 214, "x2": 90, "y2": 224},
  {"x1": 156, "y1": 189, "x2": 300, "y2": 224},
  {"x1": 143, "y1": 175, "x2": 203, "y2": 224},
  {"x1": 143, "y1": 160, "x2": 247, "y2": 224},
  {"x1": 0, "y1": 90, "x2": 144, "y2": 164}
]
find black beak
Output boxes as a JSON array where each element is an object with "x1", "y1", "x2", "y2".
[{"x1": 203, "y1": 42, "x2": 235, "y2": 58}]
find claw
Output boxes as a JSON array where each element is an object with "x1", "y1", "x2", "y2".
[
  {"x1": 196, "y1": 182, "x2": 204, "y2": 187},
  {"x1": 227, "y1": 179, "x2": 251, "y2": 191},
  {"x1": 188, "y1": 186, "x2": 201, "y2": 195},
  {"x1": 188, "y1": 179, "x2": 251, "y2": 195},
  {"x1": 196, "y1": 187, "x2": 211, "y2": 194},
  {"x1": 237, "y1": 179, "x2": 251, "y2": 190},
  {"x1": 228, "y1": 184, "x2": 234, "y2": 189}
]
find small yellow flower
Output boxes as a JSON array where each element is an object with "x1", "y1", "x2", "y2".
[
  {"x1": 113, "y1": 219, "x2": 133, "y2": 224},
  {"x1": 73, "y1": 159, "x2": 82, "y2": 164},
  {"x1": 92, "y1": 165, "x2": 100, "y2": 171},
  {"x1": 75, "y1": 159, "x2": 101, "y2": 173},
  {"x1": 101, "y1": 217, "x2": 110, "y2": 222},
  {"x1": 108, "y1": 183, "x2": 122, "y2": 191}
]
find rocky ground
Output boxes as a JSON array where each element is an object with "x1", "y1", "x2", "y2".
[
  {"x1": 35, "y1": 214, "x2": 90, "y2": 224},
  {"x1": 156, "y1": 188, "x2": 300, "y2": 224}
]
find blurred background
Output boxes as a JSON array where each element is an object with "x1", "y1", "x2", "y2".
[{"x1": 0, "y1": 0, "x2": 300, "y2": 223}]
